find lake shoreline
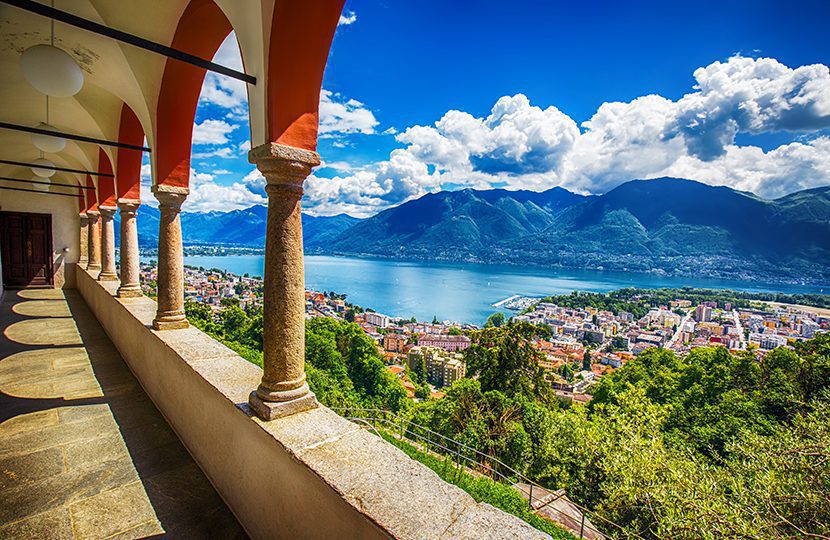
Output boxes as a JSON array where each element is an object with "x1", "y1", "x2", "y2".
[{"x1": 141, "y1": 253, "x2": 828, "y2": 325}]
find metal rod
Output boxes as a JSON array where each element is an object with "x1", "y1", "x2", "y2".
[
  {"x1": 0, "y1": 185, "x2": 82, "y2": 198},
  {"x1": 0, "y1": 158, "x2": 113, "y2": 177},
  {"x1": 2, "y1": 0, "x2": 256, "y2": 84},
  {"x1": 0, "y1": 121, "x2": 151, "y2": 152},
  {"x1": 0, "y1": 176, "x2": 92, "y2": 190}
]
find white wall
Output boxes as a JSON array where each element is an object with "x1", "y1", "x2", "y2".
[{"x1": 0, "y1": 189, "x2": 80, "y2": 289}]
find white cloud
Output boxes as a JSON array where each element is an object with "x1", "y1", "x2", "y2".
[
  {"x1": 242, "y1": 168, "x2": 266, "y2": 197},
  {"x1": 672, "y1": 56, "x2": 830, "y2": 159},
  {"x1": 182, "y1": 168, "x2": 265, "y2": 212},
  {"x1": 174, "y1": 55, "x2": 830, "y2": 216},
  {"x1": 319, "y1": 90, "x2": 379, "y2": 137},
  {"x1": 338, "y1": 11, "x2": 357, "y2": 26},
  {"x1": 184, "y1": 180, "x2": 267, "y2": 212},
  {"x1": 199, "y1": 33, "x2": 248, "y2": 114},
  {"x1": 192, "y1": 147, "x2": 234, "y2": 159},
  {"x1": 192, "y1": 119, "x2": 237, "y2": 146},
  {"x1": 303, "y1": 149, "x2": 440, "y2": 217}
]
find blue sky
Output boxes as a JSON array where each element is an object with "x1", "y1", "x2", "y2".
[{"x1": 146, "y1": 0, "x2": 830, "y2": 215}]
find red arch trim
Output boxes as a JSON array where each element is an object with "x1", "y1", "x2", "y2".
[
  {"x1": 115, "y1": 105, "x2": 145, "y2": 201},
  {"x1": 84, "y1": 174, "x2": 97, "y2": 212},
  {"x1": 267, "y1": 0, "x2": 345, "y2": 149},
  {"x1": 97, "y1": 148, "x2": 116, "y2": 207},
  {"x1": 156, "y1": 0, "x2": 232, "y2": 188}
]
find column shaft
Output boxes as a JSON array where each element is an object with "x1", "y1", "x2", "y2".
[
  {"x1": 78, "y1": 214, "x2": 89, "y2": 269},
  {"x1": 152, "y1": 187, "x2": 189, "y2": 330},
  {"x1": 98, "y1": 207, "x2": 118, "y2": 281},
  {"x1": 87, "y1": 211, "x2": 101, "y2": 271},
  {"x1": 248, "y1": 143, "x2": 320, "y2": 421},
  {"x1": 117, "y1": 199, "x2": 142, "y2": 298}
]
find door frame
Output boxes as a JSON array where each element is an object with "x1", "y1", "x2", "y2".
[{"x1": 0, "y1": 210, "x2": 54, "y2": 289}]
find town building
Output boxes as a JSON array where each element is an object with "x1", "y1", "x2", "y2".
[
  {"x1": 416, "y1": 333, "x2": 471, "y2": 352},
  {"x1": 407, "y1": 346, "x2": 467, "y2": 387}
]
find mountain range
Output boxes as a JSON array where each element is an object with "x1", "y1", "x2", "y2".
[
  {"x1": 128, "y1": 177, "x2": 830, "y2": 283},
  {"x1": 124, "y1": 205, "x2": 359, "y2": 249}
]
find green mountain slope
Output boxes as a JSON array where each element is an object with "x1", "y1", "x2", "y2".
[{"x1": 323, "y1": 178, "x2": 830, "y2": 282}]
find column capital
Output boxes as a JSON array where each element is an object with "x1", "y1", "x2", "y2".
[
  {"x1": 152, "y1": 185, "x2": 188, "y2": 209},
  {"x1": 98, "y1": 205, "x2": 117, "y2": 218},
  {"x1": 249, "y1": 142, "x2": 320, "y2": 192},
  {"x1": 79, "y1": 213, "x2": 89, "y2": 225},
  {"x1": 117, "y1": 198, "x2": 141, "y2": 208},
  {"x1": 86, "y1": 210, "x2": 100, "y2": 221},
  {"x1": 117, "y1": 198, "x2": 141, "y2": 215}
]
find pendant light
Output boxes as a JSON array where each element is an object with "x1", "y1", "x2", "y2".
[
  {"x1": 31, "y1": 96, "x2": 67, "y2": 153},
  {"x1": 20, "y1": 3, "x2": 83, "y2": 98},
  {"x1": 32, "y1": 157, "x2": 56, "y2": 178},
  {"x1": 32, "y1": 178, "x2": 51, "y2": 191}
]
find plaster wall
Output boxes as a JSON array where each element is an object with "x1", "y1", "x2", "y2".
[
  {"x1": 76, "y1": 268, "x2": 550, "y2": 540},
  {"x1": 0, "y1": 190, "x2": 79, "y2": 289}
]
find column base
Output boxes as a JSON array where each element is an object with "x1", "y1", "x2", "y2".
[
  {"x1": 249, "y1": 390, "x2": 317, "y2": 421},
  {"x1": 117, "y1": 285, "x2": 143, "y2": 298},
  {"x1": 87, "y1": 264, "x2": 102, "y2": 271},
  {"x1": 98, "y1": 272, "x2": 119, "y2": 281},
  {"x1": 152, "y1": 315, "x2": 189, "y2": 330}
]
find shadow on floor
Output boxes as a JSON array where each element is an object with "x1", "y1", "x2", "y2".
[{"x1": 0, "y1": 289, "x2": 247, "y2": 538}]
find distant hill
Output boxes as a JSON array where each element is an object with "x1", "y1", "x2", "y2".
[
  {"x1": 319, "y1": 187, "x2": 586, "y2": 260},
  {"x1": 320, "y1": 178, "x2": 830, "y2": 282},
  {"x1": 121, "y1": 205, "x2": 360, "y2": 249},
  {"x1": 122, "y1": 178, "x2": 830, "y2": 283}
]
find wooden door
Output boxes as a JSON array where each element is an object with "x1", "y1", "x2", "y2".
[{"x1": 1, "y1": 212, "x2": 53, "y2": 288}]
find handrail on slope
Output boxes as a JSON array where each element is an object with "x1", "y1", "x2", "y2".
[{"x1": 330, "y1": 407, "x2": 635, "y2": 540}]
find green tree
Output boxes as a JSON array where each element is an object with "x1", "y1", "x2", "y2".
[
  {"x1": 465, "y1": 321, "x2": 552, "y2": 401},
  {"x1": 484, "y1": 312, "x2": 506, "y2": 328}
]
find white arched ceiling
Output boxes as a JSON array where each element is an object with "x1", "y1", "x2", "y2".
[
  {"x1": 0, "y1": 0, "x2": 270, "y2": 195},
  {"x1": 215, "y1": 0, "x2": 269, "y2": 147}
]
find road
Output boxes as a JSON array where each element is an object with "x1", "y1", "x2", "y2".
[
  {"x1": 732, "y1": 309, "x2": 747, "y2": 349},
  {"x1": 667, "y1": 309, "x2": 693, "y2": 349}
]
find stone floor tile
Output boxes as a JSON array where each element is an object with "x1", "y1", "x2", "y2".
[
  {"x1": 0, "y1": 446, "x2": 66, "y2": 491},
  {"x1": 0, "y1": 409, "x2": 59, "y2": 437},
  {"x1": 0, "y1": 289, "x2": 245, "y2": 538},
  {"x1": 0, "y1": 508, "x2": 73, "y2": 540},
  {"x1": 69, "y1": 481, "x2": 159, "y2": 540},
  {"x1": 0, "y1": 458, "x2": 140, "y2": 524},
  {"x1": 11, "y1": 299, "x2": 72, "y2": 318},
  {"x1": 104, "y1": 519, "x2": 165, "y2": 540}
]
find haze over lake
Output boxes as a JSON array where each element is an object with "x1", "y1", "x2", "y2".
[{"x1": 139, "y1": 254, "x2": 829, "y2": 325}]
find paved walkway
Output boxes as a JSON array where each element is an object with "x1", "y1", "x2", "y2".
[{"x1": 0, "y1": 289, "x2": 246, "y2": 539}]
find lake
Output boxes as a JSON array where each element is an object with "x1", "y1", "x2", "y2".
[{"x1": 141, "y1": 254, "x2": 828, "y2": 325}]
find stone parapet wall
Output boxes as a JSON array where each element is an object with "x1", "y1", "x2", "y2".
[{"x1": 76, "y1": 268, "x2": 549, "y2": 540}]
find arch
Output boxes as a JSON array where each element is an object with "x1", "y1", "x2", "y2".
[
  {"x1": 154, "y1": 0, "x2": 233, "y2": 188},
  {"x1": 266, "y1": 1, "x2": 344, "y2": 149},
  {"x1": 84, "y1": 174, "x2": 98, "y2": 213},
  {"x1": 115, "y1": 105, "x2": 146, "y2": 201},
  {"x1": 96, "y1": 148, "x2": 117, "y2": 208}
]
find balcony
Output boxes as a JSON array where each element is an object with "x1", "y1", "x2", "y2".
[{"x1": 1, "y1": 267, "x2": 551, "y2": 539}]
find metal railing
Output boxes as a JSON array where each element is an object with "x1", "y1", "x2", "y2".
[{"x1": 331, "y1": 407, "x2": 636, "y2": 540}]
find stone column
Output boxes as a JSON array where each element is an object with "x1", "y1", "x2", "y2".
[
  {"x1": 117, "y1": 199, "x2": 142, "y2": 298},
  {"x1": 248, "y1": 143, "x2": 320, "y2": 421},
  {"x1": 78, "y1": 213, "x2": 89, "y2": 269},
  {"x1": 152, "y1": 186, "x2": 189, "y2": 330},
  {"x1": 86, "y1": 210, "x2": 101, "y2": 271},
  {"x1": 98, "y1": 206, "x2": 118, "y2": 281}
]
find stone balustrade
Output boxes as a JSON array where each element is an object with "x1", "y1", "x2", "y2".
[{"x1": 75, "y1": 266, "x2": 550, "y2": 540}]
